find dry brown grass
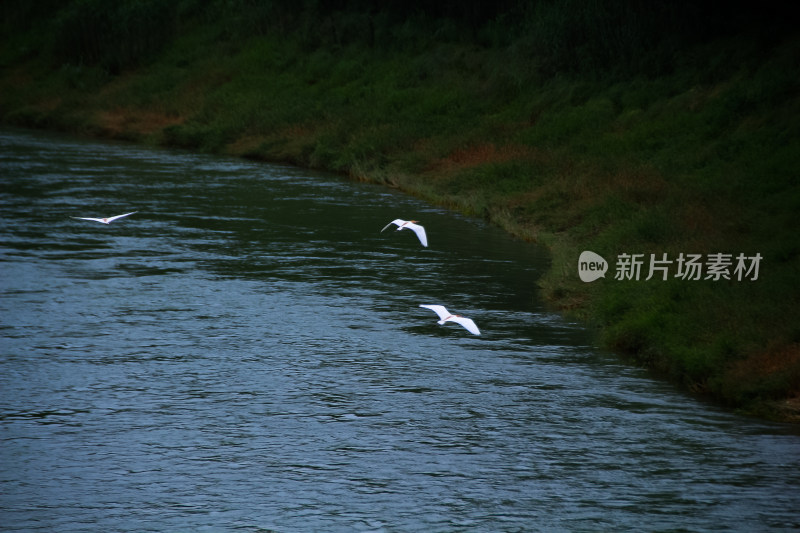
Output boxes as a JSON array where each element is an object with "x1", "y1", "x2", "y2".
[
  {"x1": 721, "y1": 343, "x2": 800, "y2": 420},
  {"x1": 428, "y1": 142, "x2": 536, "y2": 174},
  {"x1": 727, "y1": 343, "x2": 800, "y2": 384},
  {"x1": 602, "y1": 166, "x2": 668, "y2": 204},
  {"x1": 96, "y1": 108, "x2": 184, "y2": 138},
  {"x1": 226, "y1": 134, "x2": 268, "y2": 156}
]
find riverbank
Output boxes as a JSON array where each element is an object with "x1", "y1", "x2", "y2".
[{"x1": 2, "y1": 2, "x2": 798, "y2": 421}]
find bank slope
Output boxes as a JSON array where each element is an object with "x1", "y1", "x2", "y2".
[{"x1": 1, "y1": 2, "x2": 798, "y2": 421}]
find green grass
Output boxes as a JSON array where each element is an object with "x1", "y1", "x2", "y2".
[{"x1": 1, "y1": 1, "x2": 799, "y2": 420}]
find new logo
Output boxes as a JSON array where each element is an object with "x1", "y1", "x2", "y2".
[{"x1": 578, "y1": 251, "x2": 608, "y2": 282}]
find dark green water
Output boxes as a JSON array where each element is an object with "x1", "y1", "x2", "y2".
[{"x1": 1, "y1": 128, "x2": 798, "y2": 532}]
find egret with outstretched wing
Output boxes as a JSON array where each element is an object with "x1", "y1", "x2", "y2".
[
  {"x1": 381, "y1": 219, "x2": 428, "y2": 247},
  {"x1": 420, "y1": 304, "x2": 480, "y2": 335},
  {"x1": 71, "y1": 211, "x2": 137, "y2": 224}
]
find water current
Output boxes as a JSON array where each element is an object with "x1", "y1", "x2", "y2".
[{"x1": 1, "y1": 128, "x2": 798, "y2": 531}]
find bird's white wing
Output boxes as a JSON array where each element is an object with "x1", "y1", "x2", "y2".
[
  {"x1": 420, "y1": 304, "x2": 450, "y2": 321},
  {"x1": 381, "y1": 219, "x2": 405, "y2": 232},
  {"x1": 449, "y1": 316, "x2": 480, "y2": 335},
  {"x1": 71, "y1": 216, "x2": 105, "y2": 223},
  {"x1": 405, "y1": 222, "x2": 428, "y2": 247},
  {"x1": 106, "y1": 211, "x2": 137, "y2": 223}
]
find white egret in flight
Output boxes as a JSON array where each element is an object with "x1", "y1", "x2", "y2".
[
  {"x1": 71, "y1": 211, "x2": 137, "y2": 224},
  {"x1": 381, "y1": 219, "x2": 428, "y2": 247},
  {"x1": 419, "y1": 304, "x2": 480, "y2": 335}
]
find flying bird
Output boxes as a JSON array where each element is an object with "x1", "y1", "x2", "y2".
[
  {"x1": 381, "y1": 219, "x2": 428, "y2": 247},
  {"x1": 71, "y1": 211, "x2": 137, "y2": 224},
  {"x1": 419, "y1": 304, "x2": 480, "y2": 335}
]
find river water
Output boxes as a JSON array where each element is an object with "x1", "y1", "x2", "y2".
[{"x1": 1, "y1": 128, "x2": 798, "y2": 532}]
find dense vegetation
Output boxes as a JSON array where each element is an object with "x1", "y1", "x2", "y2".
[{"x1": 2, "y1": 0, "x2": 798, "y2": 420}]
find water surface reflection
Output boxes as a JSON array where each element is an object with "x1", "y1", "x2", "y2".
[{"x1": 1, "y1": 129, "x2": 798, "y2": 532}]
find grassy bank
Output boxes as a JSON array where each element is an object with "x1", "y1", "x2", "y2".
[{"x1": 2, "y1": 1, "x2": 799, "y2": 421}]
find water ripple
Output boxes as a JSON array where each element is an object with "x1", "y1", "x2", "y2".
[{"x1": 1, "y1": 128, "x2": 799, "y2": 532}]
